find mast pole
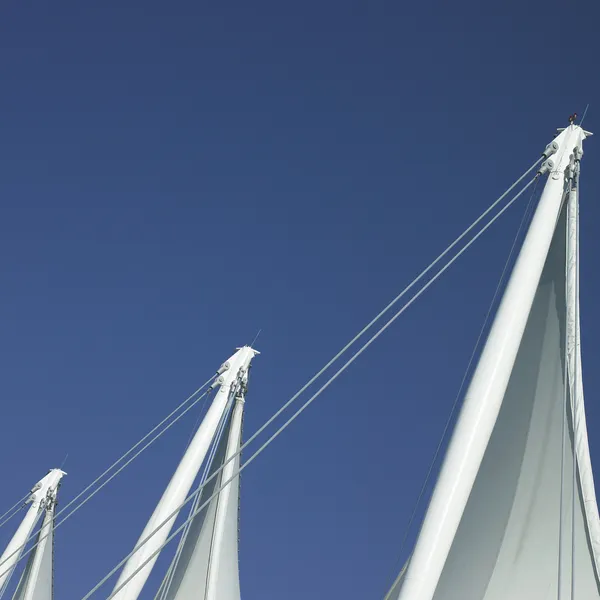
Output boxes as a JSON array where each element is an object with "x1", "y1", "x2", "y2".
[
  {"x1": 0, "y1": 469, "x2": 65, "y2": 596},
  {"x1": 396, "y1": 125, "x2": 589, "y2": 600},
  {"x1": 111, "y1": 346, "x2": 258, "y2": 600},
  {"x1": 205, "y1": 374, "x2": 247, "y2": 600}
]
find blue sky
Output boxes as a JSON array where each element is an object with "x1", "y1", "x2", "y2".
[{"x1": 1, "y1": 1, "x2": 599, "y2": 598}]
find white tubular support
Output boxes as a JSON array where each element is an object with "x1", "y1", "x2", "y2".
[
  {"x1": 396, "y1": 126, "x2": 588, "y2": 600},
  {"x1": 111, "y1": 346, "x2": 258, "y2": 600},
  {"x1": 0, "y1": 469, "x2": 65, "y2": 595},
  {"x1": 205, "y1": 384, "x2": 246, "y2": 600},
  {"x1": 20, "y1": 504, "x2": 55, "y2": 600}
]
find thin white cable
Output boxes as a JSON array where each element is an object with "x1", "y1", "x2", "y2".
[
  {"x1": 83, "y1": 176, "x2": 538, "y2": 600},
  {"x1": 191, "y1": 157, "x2": 541, "y2": 485},
  {"x1": 0, "y1": 156, "x2": 545, "y2": 593},
  {"x1": 0, "y1": 499, "x2": 27, "y2": 530},
  {"x1": 18, "y1": 157, "x2": 540, "y2": 584},
  {"x1": 86, "y1": 158, "x2": 543, "y2": 595},
  {"x1": 0, "y1": 494, "x2": 30, "y2": 527},
  {"x1": 0, "y1": 378, "x2": 216, "y2": 579}
]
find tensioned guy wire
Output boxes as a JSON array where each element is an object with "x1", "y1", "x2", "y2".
[
  {"x1": 0, "y1": 495, "x2": 29, "y2": 530},
  {"x1": 0, "y1": 378, "x2": 216, "y2": 578},
  {"x1": 0, "y1": 157, "x2": 544, "y2": 584},
  {"x1": 84, "y1": 176, "x2": 539, "y2": 600}
]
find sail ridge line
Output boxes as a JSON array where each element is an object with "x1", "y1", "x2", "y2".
[{"x1": 0, "y1": 381, "x2": 217, "y2": 583}]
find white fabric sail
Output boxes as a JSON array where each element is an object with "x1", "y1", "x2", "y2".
[
  {"x1": 12, "y1": 507, "x2": 54, "y2": 600},
  {"x1": 113, "y1": 347, "x2": 255, "y2": 600},
  {"x1": 431, "y1": 202, "x2": 599, "y2": 599},
  {"x1": 395, "y1": 125, "x2": 598, "y2": 599},
  {"x1": 162, "y1": 397, "x2": 244, "y2": 600},
  {"x1": 0, "y1": 470, "x2": 64, "y2": 596}
]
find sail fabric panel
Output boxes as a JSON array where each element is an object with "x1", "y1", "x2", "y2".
[
  {"x1": 428, "y1": 206, "x2": 600, "y2": 599},
  {"x1": 12, "y1": 509, "x2": 53, "y2": 600},
  {"x1": 163, "y1": 405, "x2": 242, "y2": 600}
]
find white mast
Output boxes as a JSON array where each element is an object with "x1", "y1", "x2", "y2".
[
  {"x1": 112, "y1": 346, "x2": 258, "y2": 600},
  {"x1": 0, "y1": 469, "x2": 65, "y2": 596},
  {"x1": 396, "y1": 125, "x2": 590, "y2": 600},
  {"x1": 204, "y1": 375, "x2": 245, "y2": 600},
  {"x1": 160, "y1": 371, "x2": 248, "y2": 600}
]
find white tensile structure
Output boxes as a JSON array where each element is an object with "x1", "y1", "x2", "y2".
[
  {"x1": 0, "y1": 469, "x2": 65, "y2": 600},
  {"x1": 393, "y1": 124, "x2": 598, "y2": 599},
  {"x1": 0, "y1": 124, "x2": 597, "y2": 600},
  {"x1": 0, "y1": 347, "x2": 255, "y2": 600},
  {"x1": 111, "y1": 345, "x2": 257, "y2": 600}
]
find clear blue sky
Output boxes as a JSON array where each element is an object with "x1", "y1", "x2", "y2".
[{"x1": 1, "y1": 1, "x2": 599, "y2": 598}]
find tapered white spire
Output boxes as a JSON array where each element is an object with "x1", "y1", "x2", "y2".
[
  {"x1": 112, "y1": 346, "x2": 258, "y2": 600},
  {"x1": 396, "y1": 125, "x2": 592, "y2": 600},
  {"x1": 0, "y1": 469, "x2": 65, "y2": 597}
]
